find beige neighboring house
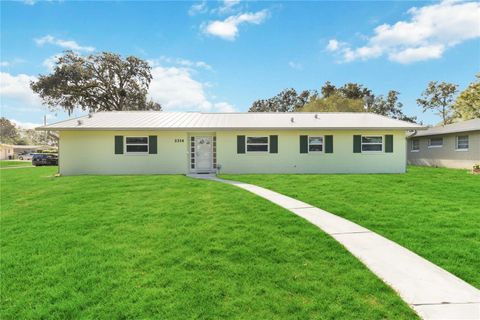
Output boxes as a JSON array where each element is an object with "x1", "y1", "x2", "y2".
[
  {"x1": 407, "y1": 118, "x2": 480, "y2": 169},
  {"x1": 0, "y1": 144, "x2": 15, "y2": 160},
  {"x1": 37, "y1": 111, "x2": 423, "y2": 176}
]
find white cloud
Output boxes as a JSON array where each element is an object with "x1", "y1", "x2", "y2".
[
  {"x1": 35, "y1": 35, "x2": 95, "y2": 52},
  {"x1": 389, "y1": 45, "x2": 445, "y2": 64},
  {"x1": 327, "y1": 1, "x2": 480, "y2": 64},
  {"x1": 148, "y1": 65, "x2": 235, "y2": 112},
  {"x1": 0, "y1": 58, "x2": 26, "y2": 68},
  {"x1": 11, "y1": 119, "x2": 41, "y2": 130},
  {"x1": 23, "y1": 0, "x2": 35, "y2": 5},
  {"x1": 188, "y1": 0, "x2": 207, "y2": 16},
  {"x1": 0, "y1": 72, "x2": 41, "y2": 106},
  {"x1": 216, "y1": 0, "x2": 241, "y2": 14},
  {"x1": 153, "y1": 56, "x2": 212, "y2": 71},
  {"x1": 288, "y1": 61, "x2": 303, "y2": 70},
  {"x1": 42, "y1": 54, "x2": 63, "y2": 71},
  {"x1": 202, "y1": 10, "x2": 268, "y2": 41},
  {"x1": 149, "y1": 66, "x2": 209, "y2": 110},
  {"x1": 326, "y1": 39, "x2": 340, "y2": 52},
  {"x1": 342, "y1": 45, "x2": 383, "y2": 62},
  {"x1": 213, "y1": 102, "x2": 236, "y2": 112}
]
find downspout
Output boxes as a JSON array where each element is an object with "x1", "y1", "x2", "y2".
[{"x1": 57, "y1": 131, "x2": 60, "y2": 175}]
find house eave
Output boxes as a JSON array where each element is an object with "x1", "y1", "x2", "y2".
[{"x1": 37, "y1": 126, "x2": 425, "y2": 131}]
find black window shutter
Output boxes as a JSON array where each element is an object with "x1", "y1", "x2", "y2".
[
  {"x1": 269, "y1": 135, "x2": 278, "y2": 153},
  {"x1": 114, "y1": 136, "x2": 123, "y2": 154},
  {"x1": 300, "y1": 135, "x2": 308, "y2": 153},
  {"x1": 353, "y1": 135, "x2": 361, "y2": 153},
  {"x1": 325, "y1": 135, "x2": 333, "y2": 153},
  {"x1": 385, "y1": 135, "x2": 393, "y2": 153},
  {"x1": 237, "y1": 135, "x2": 245, "y2": 154},
  {"x1": 149, "y1": 136, "x2": 158, "y2": 154}
]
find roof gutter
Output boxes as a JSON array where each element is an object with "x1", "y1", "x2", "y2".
[{"x1": 36, "y1": 126, "x2": 426, "y2": 131}]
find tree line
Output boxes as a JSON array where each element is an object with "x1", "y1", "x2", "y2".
[
  {"x1": 0, "y1": 117, "x2": 58, "y2": 146},
  {"x1": 248, "y1": 75, "x2": 480, "y2": 125},
  {"x1": 2, "y1": 51, "x2": 478, "y2": 143}
]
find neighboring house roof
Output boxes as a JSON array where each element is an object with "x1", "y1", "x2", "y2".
[
  {"x1": 37, "y1": 112, "x2": 424, "y2": 131},
  {"x1": 12, "y1": 145, "x2": 41, "y2": 149},
  {"x1": 411, "y1": 118, "x2": 480, "y2": 138}
]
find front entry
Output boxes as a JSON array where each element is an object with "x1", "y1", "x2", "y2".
[{"x1": 194, "y1": 136, "x2": 213, "y2": 173}]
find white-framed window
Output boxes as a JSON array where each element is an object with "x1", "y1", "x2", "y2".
[
  {"x1": 246, "y1": 136, "x2": 269, "y2": 152},
  {"x1": 428, "y1": 137, "x2": 443, "y2": 148},
  {"x1": 125, "y1": 136, "x2": 149, "y2": 154},
  {"x1": 411, "y1": 139, "x2": 420, "y2": 152},
  {"x1": 308, "y1": 136, "x2": 324, "y2": 152},
  {"x1": 361, "y1": 136, "x2": 383, "y2": 152},
  {"x1": 456, "y1": 135, "x2": 469, "y2": 151}
]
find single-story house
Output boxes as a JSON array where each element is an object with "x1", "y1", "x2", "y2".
[
  {"x1": 37, "y1": 111, "x2": 423, "y2": 175},
  {"x1": 407, "y1": 118, "x2": 480, "y2": 169},
  {"x1": 0, "y1": 143, "x2": 14, "y2": 160}
]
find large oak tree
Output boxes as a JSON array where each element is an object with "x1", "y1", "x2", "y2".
[{"x1": 30, "y1": 51, "x2": 161, "y2": 115}]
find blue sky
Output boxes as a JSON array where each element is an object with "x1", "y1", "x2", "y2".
[{"x1": 1, "y1": 0, "x2": 479, "y2": 128}]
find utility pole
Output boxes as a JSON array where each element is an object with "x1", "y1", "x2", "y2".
[{"x1": 44, "y1": 114, "x2": 47, "y2": 146}]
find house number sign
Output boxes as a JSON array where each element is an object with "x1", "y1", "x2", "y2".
[{"x1": 174, "y1": 138, "x2": 185, "y2": 143}]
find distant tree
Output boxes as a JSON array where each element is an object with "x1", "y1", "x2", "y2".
[
  {"x1": 250, "y1": 82, "x2": 417, "y2": 122},
  {"x1": 0, "y1": 117, "x2": 20, "y2": 144},
  {"x1": 321, "y1": 81, "x2": 337, "y2": 98},
  {"x1": 417, "y1": 81, "x2": 458, "y2": 125},
  {"x1": 31, "y1": 51, "x2": 161, "y2": 115},
  {"x1": 338, "y1": 83, "x2": 372, "y2": 100},
  {"x1": 15, "y1": 138, "x2": 29, "y2": 145},
  {"x1": 20, "y1": 129, "x2": 45, "y2": 145},
  {"x1": 302, "y1": 93, "x2": 364, "y2": 112},
  {"x1": 453, "y1": 74, "x2": 480, "y2": 120},
  {"x1": 371, "y1": 91, "x2": 417, "y2": 123},
  {"x1": 249, "y1": 88, "x2": 314, "y2": 112}
]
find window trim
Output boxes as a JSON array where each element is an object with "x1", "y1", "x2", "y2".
[
  {"x1": 308, "y1": 135, "x2": 324, "y2": 153},
  {"x1": 361, "y1": 135, "x2": 383, "y2": 153},
  {"x1": 428, "y1": 137, "x2": 443, "y2": 148},
  {"x1": 125, "y1": 136, "x2": 149, "y2": 155},
  {"x1": 245, "y1": 136, "x2": 269, "y2": 153},
  {"x1": 455, "y1": 135, "x2": 469, "y2": 151},
  {"x1": 410, "y1": 139, "x2": 420, "y2": 152}
]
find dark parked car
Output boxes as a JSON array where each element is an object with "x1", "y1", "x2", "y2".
[{"x1": 32, "y1": 154, "x2": 58, "y2": 166}]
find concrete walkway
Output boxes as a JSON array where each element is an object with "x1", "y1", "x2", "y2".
[
  {"x1": 189, "y1": 174, "x2": 480, "y2": 320},
  {"x1": 0, "y1": 166, "x2": 34, "y2": 169}
]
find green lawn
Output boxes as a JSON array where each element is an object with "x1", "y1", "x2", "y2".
[
  {"x1": 0, "y1": 167, "x2": 417, "y2": 319},
  {"x1": 222, "y1": 166, "x2": 480, "y2": 288},
  {"x1": 0, "y1": 160, "x2": 32, "y2": 167}
]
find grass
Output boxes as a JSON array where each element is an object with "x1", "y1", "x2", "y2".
[
  {"x1": 0, "y1": 160, "x2": 32, "y2": 168},
  {"x1": 222, "y1": 166, "x2": 480, "y2": 288},
  {"x1": 0, "y1": 167, "x2": 417, "y2": 319}
]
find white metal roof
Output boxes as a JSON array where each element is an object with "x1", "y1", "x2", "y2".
[
  {"x1": 412, "y1": 118, "x2": 480, "y2": 137},
  {"x1": 37, "y1": 111, "x2": 425, "y2": 131}
]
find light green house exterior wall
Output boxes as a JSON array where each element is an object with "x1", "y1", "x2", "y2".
[
  {"x1": 59, "y1": 130, "x2": 407, "y2": 175},
  {"x1": 216, "y1": 130, "x2": 406, "y2": 174},
  {"x1": 60, "y1": 130, "x2": 189, "y2": 175}
]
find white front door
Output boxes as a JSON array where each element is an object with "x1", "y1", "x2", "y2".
[{"x1": 195, "y1": 136, "x2": 213, "y2": 172}]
